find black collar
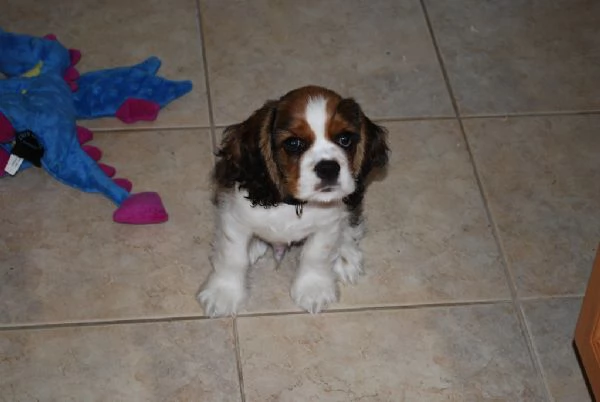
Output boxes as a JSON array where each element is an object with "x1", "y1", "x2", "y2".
[{"x1": 282, "y1": 195, "x2": 306, "y2": 217}]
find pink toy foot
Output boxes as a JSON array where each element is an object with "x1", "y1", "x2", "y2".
[
  {"x1": 69, "y1": 48, "x2": 82, "y2": 66},
  {"x1": 82, "y1": 145, "x2": 102, "y2": 161},
  {"x1": 116, "y1": 98, "x2": 160, "y2": 124},
  {"x1": 0, "y1": 112, "x2": 15, "y2": 142},
  {"x1": 113, "y1": 192, "x2": 168, "y2": 224},
  {"x1": 99, "y1": 163, "x2": 116, "y2": 177},
  {"x1": 76, "y1": 126, "x2": 93, "y2": 144},
  {"x1": 114, "y1": 178, "x2": 133, "y2": 192}
]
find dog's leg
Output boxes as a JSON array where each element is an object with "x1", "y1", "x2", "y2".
[
  {"x1": 197, "y1": 214, "x2": 252, "y2": 317},
  {"x1": 248, "y1": 237, "x2": 269, "y2": 265},
  {"x1": 333, "y1": 219, "x2": 365, "y2": 284},
  {"x1": 291, "y1": 224, "x2": 341, "y2": 313}
]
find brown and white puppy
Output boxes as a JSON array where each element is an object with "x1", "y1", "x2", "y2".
[{"x1": 198, "y1": 86, "x2": 388, "y2": 317}]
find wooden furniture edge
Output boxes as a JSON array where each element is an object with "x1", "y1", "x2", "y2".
[{"x1": 575, "y1": 243, "x2": 600, "y2": 400}]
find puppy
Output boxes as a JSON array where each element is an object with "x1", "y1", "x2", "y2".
[{"x1": 198, "y1": 86, "x2": 388, "y2": 317}]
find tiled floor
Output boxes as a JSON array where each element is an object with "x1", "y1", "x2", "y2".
[{"x1": 1, "y1": 0, "x2": 598, "y2": 401}]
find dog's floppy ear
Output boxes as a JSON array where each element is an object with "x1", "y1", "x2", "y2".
[
  {"x1": 361, "y1": 115, "x2": 389, "y2": 178},
  {"x1": 214, "y1": 101, "x2": 282, "y2": 207},
  {"x1": 336, "y1": 98, "x2": 389, "y2": 179}
]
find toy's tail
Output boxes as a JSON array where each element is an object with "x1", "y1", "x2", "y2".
[
  {"x1": 44, "y1": 129, "x2": 131, "y2": 206},
  {"x1": 73, "y1": 57, "x2": 192, "y2": 122}
]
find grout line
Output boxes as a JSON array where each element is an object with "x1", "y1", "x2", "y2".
[
  {"x1": 474, "y1": 86, "x2": 558, "y2": 402},
  {"x1": 85, "y1": 107, "x2": 600, "y2": 136},
  {"x1": 370, "y1": 115, "x2": 454, "y2": 122},
  {"x1": 233, "y1": 318, "x2": 247, "y2": 402},
  {"x1": 236, "y1": 299, "x2": 512, "y2": 319},
  {"x1": 210, "y1": 115, "x2": 457, "y2": 130},
  {"x1": 90, "y1": 125, "x2": 212, "y2": 133},
  {"x1": 0, "y1": 315, "x2": 211, "y2": 332},
  {"x1": 518, "y1": 305, "x2": 555, "y2": 402},
  {"x1": 462, "y1": 98, "x2": 558, "y2": 401},
  {"x1": 237, "y1": 299, "x2": 511, "y2": 318},
  {"x1": 417, "y1": 0, "x2": 462, "y2": 119},
  {"x1": 460, "y1": 109, "x2": 600, "y2": 120},
  {"x1": 519, "y1": 294, "x2": 584, "y2": 302},
  {"x1": 418, "y1": 1, "x2": 553, "y2": 401},
  {"x1": 195, "y1": 0, "x2": 218, "y2": 165},
  {"x1": 0, "y1": 299, "x2": 510, "y2": 332}
]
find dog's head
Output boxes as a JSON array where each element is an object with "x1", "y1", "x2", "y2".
[{"x1": 215, "y1": 86, "x2": 388, "y2": 207}]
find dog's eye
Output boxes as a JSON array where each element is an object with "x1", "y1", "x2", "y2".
[
  {"x1": 283, "y1": 137, "x2": 307, "y2": 154},
  {"x1": 335, "y1": 132, "x2": 357, "y2": 149}
]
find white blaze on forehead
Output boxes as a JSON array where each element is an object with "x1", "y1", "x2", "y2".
[
  {"x1": 297, "y1": 95, "x2": 356, "y2": 201},
  {"x1": 305, "y1": 96, "x2": 328, "y2": 141}
]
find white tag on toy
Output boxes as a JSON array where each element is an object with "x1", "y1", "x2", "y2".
[{"x1": 5, "y1": 154, "x2": 24, "y2": 175}]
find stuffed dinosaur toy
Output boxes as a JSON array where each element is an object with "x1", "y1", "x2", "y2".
[{"x1": 0, "y1": 29, "x2": 193, "y2": 224}]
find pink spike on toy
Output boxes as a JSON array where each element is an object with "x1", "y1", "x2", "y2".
[
  {"x1": 69, "y1": 49, "x2": 82, "y2": 66},
  {"x1": 114, "y1": 178, "x2": 133, "y2": 192},
  {"x1": 0, "y1": 112, "x2": 15, "y2": 142},
  {"x1": 63, "y1": 66, "x2": 80, "y2": 82},
  {"x1": 0, "y1": 148, "x2": 10, "y2": 176},
  {"x1": 82, "y1": 145, "x2": 102, "y2": 161},
  {"x1": 113, "y1": 192, "x2": 168, "y2": 224},
  {"x1": 44, "y1": 34, "x2": 57, "y2": 41},
  {"x1": 76, "y1": 126, "x2": 93, "y2": 144},
  {"x1": 99, "y1": 163, "x2": 116, "y2": 178},
  {"x1": 116, "y1": 98, "x2": 160, "y2": 124},
  {"x1": 68, "y1": 80, "x2": 79, "y2": 92}
]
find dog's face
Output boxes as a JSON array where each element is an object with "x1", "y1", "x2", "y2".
[
  {"x1": 215, "y1": 86, "x2": 388, "y2": 207},
  {"x1": 271, "y1": 89, "x2": 366, "y2": 203}
]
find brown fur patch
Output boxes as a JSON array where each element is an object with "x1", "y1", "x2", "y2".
[
  {"x1": 257, "y1": 107, "x2": 286, "y2": 195},
  {"x1": 329, "y1": 98, "x2": 365, "y2": 176},
  {"x1": 270, "y1": 118, "x2": 314, "y2": 196},
  {"x1": 328, "y1": 111, "x2": 363, "y2": 175}
]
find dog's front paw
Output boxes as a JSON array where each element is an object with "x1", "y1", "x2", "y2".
[
  {"x1": 197, "y1": 275, "x2": 245, "y2": 317},
  {"x1": 333, "y1": 246, "x2": 364, "y2": 284},
  {"x1": 291, "y1": 272, "x2": 338, "y2": 314}
]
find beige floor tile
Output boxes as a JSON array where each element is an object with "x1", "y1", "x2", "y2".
[
  {"x1": 425, "y1": 0, "x2": 600, "y2": 115},
  {"x1": 237, "y1": 304, "x2": 545, "y2": 401},
  {"x1": 522, "y1": 298, "x2": 592, "y2": 402},
  {"x1": 0, "y1": 129, "x2": 213, "y2": 324},
  {"x1": 0, "y1": 0, "x2": 208, "y2": 129},
  {"x1": 466, "y1": 116, "x2": 600, "y2": 297},
  {"x1": 0, "y1": 319, "x2": 240, "y2": 401},
  {"x1": 241, "y1": 120, "x2": 510, "y2": 314},
  {"x1": 200, "y1": 0, "x2": 453, "y2": 125}
]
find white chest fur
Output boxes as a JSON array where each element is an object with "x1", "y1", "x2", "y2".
[{"x1": 221, "y1": 189, "x2": 348, "y2": 244}]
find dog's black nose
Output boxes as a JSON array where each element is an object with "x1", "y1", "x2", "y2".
[{"x1": 314, "y1": 160, "x2": 340, "y2": 182}]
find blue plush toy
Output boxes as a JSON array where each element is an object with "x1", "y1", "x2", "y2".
[{"x1": 0, "y1": 29, "x2": 192, "y2": 224}]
